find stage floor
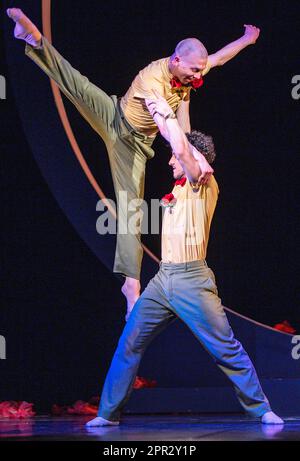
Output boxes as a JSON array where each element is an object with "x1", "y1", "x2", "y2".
[{"x1": 1, "y1": 414, "x2": 300, "y2": 441}]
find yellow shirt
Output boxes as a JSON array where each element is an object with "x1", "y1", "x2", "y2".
[
  {"x1": 120, "y1": 57, "x2": 211, "y2": 137},
  {"x1": 161, "y1": 176, "x2": 219, "y2": 263}
]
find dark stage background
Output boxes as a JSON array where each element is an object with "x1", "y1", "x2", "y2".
[{"x1": 1, "y1": 0, "x2": 299, "y2": 412}]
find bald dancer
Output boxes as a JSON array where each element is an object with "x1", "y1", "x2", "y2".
[{"x1": 7, "y1": 8, "x2": 260, "y2": 319}]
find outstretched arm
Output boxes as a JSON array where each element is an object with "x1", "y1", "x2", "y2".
[{"x1": 208, "y1": 24, "x2": 260, "y2": 68}]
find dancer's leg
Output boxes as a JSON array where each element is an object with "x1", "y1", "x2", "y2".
[
  {"x1": 7, "y1": 8, "x2": 154, "y2": 315},
  {"x1": 106, "y1": 125, "x2": 155, "y2": 319},
  {"x1": 7, "y1": 9, "x2": 116, "y2": 144},
  {"x1": 166, "y1": 262, "x2": 281, "y2": 421},
  {"x1": 87, "y1": 270, "x2": 177, "y2": 426}
]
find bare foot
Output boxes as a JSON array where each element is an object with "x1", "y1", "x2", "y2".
[
  {"x1": 121, "y1": 277, "x2": 140, "y2": 321},
  {"x1": 6, "y1": 8, "x2": 42, "y2": 47},
  {"x1": 261, "y1": 411, "x2": 284, "y2": 425},
  {"x1": 86, "y1": 416, "x2": 119, "y2": 427}
]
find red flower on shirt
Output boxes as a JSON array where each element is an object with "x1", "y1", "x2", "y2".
[
  {"x1": 161, "y1": 193, "x2": 175, "y2": 203},
  {"x1": 160, "y1": 193, "x2": 177, "y2": 209}
]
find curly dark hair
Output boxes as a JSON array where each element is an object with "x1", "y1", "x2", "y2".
[{"x1": 186, "y1": 130, "x2": 216, "y2": 164}]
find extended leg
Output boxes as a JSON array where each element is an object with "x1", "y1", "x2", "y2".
[
  {"x1": 7, "y1": 8, "x2": 153, "y2": 315},
  {"x1": 86, "y1": 271, "x2": 176, "y2": 426},
  {"x1": 169, "y1": 264, "x2": 282, "y2": 422}
]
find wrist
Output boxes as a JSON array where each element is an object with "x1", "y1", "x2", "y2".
[
  {"x1": 242, "y1": 34, "x2": 253, "y2": 46},
  {"x1": 164, "y1": 111, "x2": 176, "y2": 120}
]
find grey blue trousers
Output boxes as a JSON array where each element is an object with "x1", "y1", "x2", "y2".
[
  {"x1": 26, "y1": 37, "x2": 155, "y2": 280},
  {"x1": 97, "y1": 259, "x2": 271, "y2": 421}
]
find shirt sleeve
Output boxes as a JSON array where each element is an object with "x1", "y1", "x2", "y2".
[
  {"x1": 202, "y1": 57, "x2": 212, "y2": 77},
  {"x1": 133, "y1": 61, "x2": 166, "y2": 99},
  {"x1": 133, "y1": 76, "x2": 165, "y2": 99}
]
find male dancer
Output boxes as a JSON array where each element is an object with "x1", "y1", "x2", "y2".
[
  {"x1": 86, "y1": 94, "x2": 284, "y2": 426},
  {"x1": 7, "y1": 8, "x2": 260, "y2": 319}
]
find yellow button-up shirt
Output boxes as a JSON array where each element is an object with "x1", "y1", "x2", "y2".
[
  {"x1": 161, "y1": 176, "x2": 219, "y2": 263},
  {"x1": 121, "y1": 57, "x2": 211, "y2": 137}
]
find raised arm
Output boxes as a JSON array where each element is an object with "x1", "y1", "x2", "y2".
[
  {"x1": 208, "y1": 24, "x2": 260, "y2": 68},
  {"x1": 146, "y1": 91, "x2": 213, "y2": 184}
]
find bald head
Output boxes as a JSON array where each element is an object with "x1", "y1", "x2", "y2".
[
  {"x1": 169, "y1": 38, "x2": 208, "y2": 85},
  {"x1": 174, "y1": 38, "x2": 208, "y2": 60}
]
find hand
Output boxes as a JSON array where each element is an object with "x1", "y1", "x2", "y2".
[
  {"x1": 191, "y1": 146, "x2": 214, "y2": 185},
  {"x1": 243, "y1": 24, "x2": 260, "y2": 44},
  {"x1": 198, "y1": 159, "x2": 214, "y2": 185},
  {"x1": 146, "y1": 89, "x2": 174, "y2": 119}
]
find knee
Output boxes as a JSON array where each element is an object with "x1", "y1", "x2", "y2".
[
  {"x1": 117, "y1": 326, "x2": 145, "y2": 356},
  {"x1": 213, "y1": 337, "x2": 246, "y2": 363}
]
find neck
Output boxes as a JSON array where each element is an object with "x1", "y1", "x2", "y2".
[{"x1": 168, "y1": 57, "x2": 175, "y2": 77}]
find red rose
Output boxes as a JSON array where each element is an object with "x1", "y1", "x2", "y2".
[
  {"x1": 162, "y1": 193, "x2": 175, "y2": 203},
  {"x1": 191, "y1": 77, "x2": 204, "y2": 89},
  {"x1": 160, "y1": 193, "x2": 177, "y2": 210}
]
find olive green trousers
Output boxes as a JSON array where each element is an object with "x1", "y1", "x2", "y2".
[{"x1": 26, "y1": 37, "x2": 155, "y2": 279}]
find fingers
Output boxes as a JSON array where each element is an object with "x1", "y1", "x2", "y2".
[
  {"x1": 198, "y1": 168, "x2": 214, "y2": 185},
  {"x1": 244, "y1": 24, "x2": 260, "y2": 31},
  {"x1": 198, "y1": 173, "x2": 208, "y2": 185}
]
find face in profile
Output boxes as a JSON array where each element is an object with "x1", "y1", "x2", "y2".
[{"x1": 169, "y1": 154, "x2": 184, "y2": 179}]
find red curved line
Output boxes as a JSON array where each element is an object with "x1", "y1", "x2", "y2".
[
  {"x1": 223, "y1": 306, "x2": 295, "y2": 336},
  {"x1": 41, "y1": 0, "x2": 160, "y2": 264}
]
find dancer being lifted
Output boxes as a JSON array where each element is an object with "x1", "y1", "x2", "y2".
[{"x1": 7, "y1": 8, "x2": 260, "y2": 320}]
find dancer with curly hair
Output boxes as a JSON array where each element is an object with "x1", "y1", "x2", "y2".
[{"x1": 87, "y1": 94, "x2": 283, "y2": 427}]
